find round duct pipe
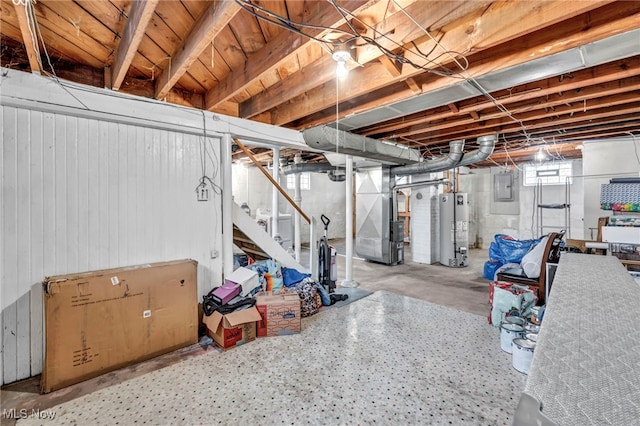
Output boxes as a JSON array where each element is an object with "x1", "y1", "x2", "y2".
[
  {"x1": 328, "y1": 169, "x2": 346, "y2": 182},
  {"x1": 390, "y1": 140, "x2": 465, "y2": 176},
  {"x1": 457, "y1": 134, "x2": 497, "y2": 167},
  {"x1": 302, "y1": 126, "x2": 421, "y2": 165},
  {"x1": 281, "y1": 162, "x2": 339, "y2": 175}
]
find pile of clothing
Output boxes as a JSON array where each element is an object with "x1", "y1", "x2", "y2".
[{"x1": 248, "y1": 259, "x2": 348, "y2": 318}]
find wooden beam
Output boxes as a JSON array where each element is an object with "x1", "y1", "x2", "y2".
[
  {"x1": 394, "y1": 89, "x2": 640, "y2": 140},
  {"x1": 111, "y1": 0, "x2": 159, "y2": 90},
  {"x1": 12, "y1": 1, "x2": 41, "y2": 73},
  {"x1": 237, "y1": 0, "x2": 479, "y2": 118},
  {"x1": 268, "y1": 0, "x2": 621, "y2": 126},
  {"x1": 423, "y1": 113, "x2": 640, "y2": 149},
  {"x1": 379, "y1": 54, "x2": 402, "y2": 77},
  {"x1": 405, "y1": 77, "x2": 422, "y2": 94},
  {"x1": 447, "y1": 103, "x2": 459, "y2": 114},
  {"x1": 469, "y1": 111, "x2": 480, "y2": 120},
  {"x1": 155, "y1": 0, "x2": 241, "y2": 100},
  {"x1": 411, "y1": 102, "x2": 640, "y2": 147},
  {"x1": 205, "y1": 0, "x2": 375, "y2": 111},
  {"x1": 233, "y1": 139, "x2": 310, "y2": 224},
  {"x1": 361, "y1": 56, "x2": 640, "y2": 136}
]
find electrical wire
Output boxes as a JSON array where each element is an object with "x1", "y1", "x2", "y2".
[
  {"x1": 234, "y1": 0, "x2": 357, "y2": 44},
  {"x1": 235, "y1": 0, "x2": 465, "y2": 78},
  {"x1": 329, "y1": 0, "x2": 467, "y2": 78},
  {"x1": 627, "y1": 131, "x2": 640, "y2": 166}
]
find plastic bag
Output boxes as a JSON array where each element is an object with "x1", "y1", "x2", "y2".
[
  {"x1": 493, "y1": 234, "x2": 541, "y2": 264},
  {"x1": 483, "y1": 260, "x2": 503, "y2": 280},
  {"x1": 249, "y1": 259, "x2": 284, "y2": 292},
  {"x1": 489, "y1": 283, "x2": 537, "y2": 326},
  {"x1": 522, "y1": 236, "x2": 549, "y2": 278},
  {"x1": 282, "y1": 267, "x2": 311, "y2": 288}
]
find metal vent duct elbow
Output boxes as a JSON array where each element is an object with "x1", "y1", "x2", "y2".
[
  {"x1": 456, "y1": 134, "x2": 497, "y2": 167},
  {"x1": 390, "y1": 140, "x2": 465, "y2": 176},
  {"x1": 302, "y1": 126, "x2": 421, "y2": 165}
]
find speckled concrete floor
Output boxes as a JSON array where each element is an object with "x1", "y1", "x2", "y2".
[{"x1": 16, "y1": 291, "x2": 524, "y2": 426}]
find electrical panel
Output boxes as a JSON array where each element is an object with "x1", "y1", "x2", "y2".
[{"x1": 494, "y1": 173, "x2": 515, "y2": 201}]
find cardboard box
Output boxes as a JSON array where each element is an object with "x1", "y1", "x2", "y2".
[
  {"x1": 41, "y1": 259, "x2": 198, "y2": 393},
  {"x1": 255, "y1": 291, "x2": 301, "y2": 337},
  {"x1": 202, "y1": 307, "x2": 262, "y2": 350},
  {"x1": 225, "y1": 267, "x2": 260, "y2": 296},
  {"x1": 211, "y1": 281, "x2": 241, "y2": 305}
]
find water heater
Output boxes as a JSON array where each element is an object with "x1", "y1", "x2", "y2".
[{"x1": 439, "y1": 192, "x2": 469, "y2": 267}]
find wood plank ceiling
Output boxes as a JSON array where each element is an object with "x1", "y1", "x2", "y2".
[{"x1": 1, "y1": 0, "x2": 639, "y2": 168}]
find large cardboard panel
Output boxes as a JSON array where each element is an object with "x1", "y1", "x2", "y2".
[{"x1": 41, "y1": 259, "x2": 198, "y2": 393}]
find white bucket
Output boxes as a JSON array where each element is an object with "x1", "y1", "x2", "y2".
[
  {"x1": 512, "y1": 338, "x2": 536, "y2": 374},
  {"x1": 524, "y1": 323, "x2": 540, "y2": 334},
  {"x1": 504, "y1": 316, "x2": 526, "y2": 326},
  {"x1": 524, "y1": 333, "x2": 538, "y2": 343},
  {"x1": 500, "y1": 323, "x2": 524, "y2": 354}
]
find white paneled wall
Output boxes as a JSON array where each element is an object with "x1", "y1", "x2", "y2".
[{"x1": 1, "y1": 106, "x2": 222, "y2": 385}]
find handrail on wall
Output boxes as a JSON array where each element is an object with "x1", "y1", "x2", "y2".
[{"x1": 233, "y1": 138, "x2": 310, "y2": 224}]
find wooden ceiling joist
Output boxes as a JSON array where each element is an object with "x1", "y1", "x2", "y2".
[
  {"x1": 12, "y1": 1, "x2": 41, "y2": 73},
  {"x1": 154, "y1": 0, "x2": 242, "y2": 100},
  {"x1": 2, "y1": 0, "x2": 638, "y2": 166},
  {"x1": 239, "y1": 0, "x2": 482, "y2": 120},
  {"x1": 284, "y1": 1, "x2": 638, "y2": 128},
  {"x1": 412, "y1": 102, "x2": 640, "y2": 147},
  {"x1": 110, "y1": 0, "x2": 159, "y2": 90},
  {"x1": 387, "y1": 78, "x2": 640, "y2": 142},
  {"x1": 361, "y1": 57, "x2": 640, "y2": 137},
  {"x1": 205, "y1": 0, "x2": 375, "y2": 112}
]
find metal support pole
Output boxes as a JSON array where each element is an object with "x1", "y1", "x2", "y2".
[
  {"x1": 341, "y1": 155, "x2": 358, "y2": 288},
  {"x1": 222, "y1": 134, "x2": 234, "y2": 278},
  {"x1": 310, "y1": 217, "x2": 318, "y2": 281},
  {"x1": 294, "y1": 172, "x2": 302, "y2": 262},
  {"x1": 271, "y1": 147, "x2": 280, "y2": 237}
]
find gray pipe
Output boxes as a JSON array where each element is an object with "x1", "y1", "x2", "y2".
[
  {"x1": 457, "y1": 134, "x2": 497, "y2": 167},
  {"x1": 390, "y1": 140, "x2": 465, "y2": 176},
  {"x1": 302, "y1": 126, "x2": 421, "y2": 165},
  {"x1": 328, "y1": 170, "x2": 346, "y2": 182},
  {"x1": 281, "y1": 162, "x2": 339, "y2": 175}
]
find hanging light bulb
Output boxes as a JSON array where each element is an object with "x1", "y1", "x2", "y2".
[
  {"x1": 332, "y1": 47, "x2": 351, "y2": 78},
  {"x1": 536, "y1": 146, "x2": 547, "y2": 162}
]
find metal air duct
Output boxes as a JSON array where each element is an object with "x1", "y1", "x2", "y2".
[
  {"x1": 390, "y1": 140, "x2": 465, "y2": 176},
  {"x1": 281, "y1": 162, "x2": 338, "y2": 174},
  {"x1": 302, "y1": 126, "x2": 421, "y2": 165},
  {"x1": 457, "y1": 134, "x2": 497, "y2": 167},
  {"x1": 328, "y1": 169, "x2": 346, "y2": 182}
]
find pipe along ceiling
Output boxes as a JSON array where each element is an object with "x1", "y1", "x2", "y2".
[{"x1": 299, "y1": 127, "x2": 497, "y2": 178}]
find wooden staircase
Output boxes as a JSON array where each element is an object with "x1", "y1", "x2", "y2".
[
  {"x1": 233, "y1": 226, "x2": 269, "y2": 261},
  {"x1": 231, "y1": 201, "x2": 308, "y2": 272}
]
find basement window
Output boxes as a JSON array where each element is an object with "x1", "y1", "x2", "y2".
[
  {"x1": 286, "y1": 172, "x2": 311, "y2": 190},
  {"x1": 523, "y1": 161, "x2": 573, "y2": 186}
]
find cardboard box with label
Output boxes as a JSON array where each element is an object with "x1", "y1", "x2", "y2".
[
  {"x1": 255, "y1": 291, "x2": 301, "y2": 337},
  {"x1": 41, "y1": 259, "x2": 198, "y2": 393},
  {"x1": 202, "y1": 307, "x2": 262, "y2": 350}
]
